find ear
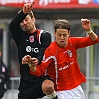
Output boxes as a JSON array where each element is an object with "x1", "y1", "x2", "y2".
[
  {"x1": 54, "y1": 31, "x2": 56, "y2": 36},
  {"x1": 32, "y1": 17, "x2": 35, "y2": 22},
  {"x1": 68, "y1": 31, "x2": 70, "y2": 37}
]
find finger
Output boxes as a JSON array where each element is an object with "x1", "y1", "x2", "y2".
[
  {"x1": 24, "y1": 4, "x2": 28, "y2": 9},
  {"x1": 24, "y1": 4, "x2": 30, "y2": 10},
  {"x1": 81, "y1": 18, "x2": 88, "y2": 22},
  {"x1": 26, "y1": 55, "x2": 31, "y2": 59},
  {"x1": 32, "y1": 0, "x2": 35, "y2": 4}
]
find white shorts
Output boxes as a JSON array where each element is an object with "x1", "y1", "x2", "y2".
[
  {"x1": 38, "y1": 85, "x2": 85, "y2": 99},
  {"x1": 56, "y1": 85, "x2": 85, "y2": 99}
]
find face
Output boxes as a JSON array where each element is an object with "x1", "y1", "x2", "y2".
[
  {"x1": 20, "y1": 15, "x2": 35, "y2": 33},
  {"x1": 54, "y1": 29, "x2": 70, "y2": 48}
]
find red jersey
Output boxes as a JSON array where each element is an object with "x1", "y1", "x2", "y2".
[{"x1": 30, "y1": 36, "x2": 99, "y2": 91}]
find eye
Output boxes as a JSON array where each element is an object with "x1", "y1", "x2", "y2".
[
  {"x1": 25, "y1": 19, "x2": 28, "y2": 21},
  {"x1": 63, "y1": 34, "x2": 67, "y2": 37},
  {"x1": 57, "y1": 33, "x2": 61, "y2": 36}
]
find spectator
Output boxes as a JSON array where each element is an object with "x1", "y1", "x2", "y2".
[{"x1": 0, "y1": 51, "x2": 10, "y2": 99}]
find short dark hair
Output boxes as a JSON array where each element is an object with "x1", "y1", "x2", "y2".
[
  {"x1": 18, "y1": 10, "x2": 34, "y2": 18},
  {"x1": 54, "y1": 19, "x2": 71, "y2": 32},
  {"x1": 28, "y1": 11, "x2": 34, "y2": 18}
]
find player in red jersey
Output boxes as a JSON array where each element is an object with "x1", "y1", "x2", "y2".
[{"x1": 22, "y1": 18, "x2": 99, "y2": 99}]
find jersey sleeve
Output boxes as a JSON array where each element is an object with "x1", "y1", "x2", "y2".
[
  {"x1": 37, "y1": 31, "x2": 52, "y2": 64},
  {"x1": 70, "y1": 36, "x2": 99, "y2": 49},
  {"x1": 9, "y1": 10, "x2": 27, "y2": 46},
  {"x1": 30, "y1": 47, "x2": 53, "y2": 76},
  {"x1": 30, "y1": 59, "x2": 52, "y2": 76}
]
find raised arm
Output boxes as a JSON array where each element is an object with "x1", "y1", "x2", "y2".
[{"x1": 81, "y1": 18, "x2": 98, "y2": 41}]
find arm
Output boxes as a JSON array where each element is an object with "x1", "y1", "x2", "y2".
[
  {"x1": 22, "y1": 48, "x2": 53, "y2": 76},
  {"x1": 69, "y1": 37, "x2": 99, "y2": 49},
  {"x1": 9, "y1": 2, "x2": 34, "y2": 30},
  {"x1": 9, "y1": 2, "x2": 34, "y2": 44},
  {"x1": 9, "y1": 10, "x2": 27, "y2": 44},
  {"x1": 81, "y1": 18, "x2": 98, "y2": 41},
  {"x1": 22, "y1": 55, "x2": 37, "y2": 72},
  {"x1": 30, "y1": 57, "x2": 52, "y2": 76}
]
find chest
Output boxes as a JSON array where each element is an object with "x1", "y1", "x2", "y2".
[
  {"x1": 56, "y1": 45, "x2": 77, "y2": 64},
  {"x1": 19, "y1": 33, "x2": 41, "y2": 56}
]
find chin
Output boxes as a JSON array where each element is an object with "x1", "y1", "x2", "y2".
[{"x1": 59, "y1": 45, "x2": 65, "y2": 48}]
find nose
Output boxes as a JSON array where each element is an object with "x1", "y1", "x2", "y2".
[
  {"x1": 23, "y1": 20, "x2": 27, "y2": 25},
  {"x1": 60, "y1": 35, "x2": 64, "y2": 39}
]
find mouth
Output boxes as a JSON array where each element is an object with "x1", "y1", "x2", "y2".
[{"x1": 60, "y1": 41, "x2": 64, "y2": 43}]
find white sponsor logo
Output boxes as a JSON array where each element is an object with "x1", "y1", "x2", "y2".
[
  {"x1": 0, "y1": 0, "x2": 71, "y2": 6},
  {"x1": 26, "y1": 46, "x2": 39, "y2": 53},
  {"x1": 0, "y1": 0, "x2": 33, "y2": 5},
  {"x1": 39, "y1": 0, "x2": 71, "y2": 6},
  {"x1": 59, "y1": 62, "x2": 73, "y2": 71},
  {"x1": 78, "y1": 0, "x2": 91, "y2": 4}
]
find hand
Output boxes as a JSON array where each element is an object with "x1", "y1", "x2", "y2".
[
  {"x1": 81, "y1": 18, "x2": 91, "y2": 31},
  {"x1": 31, "y1": 58, "x2": 39, "y2": 66},
  {"x1": 22, "y1": 55, "x2": 32, "y2": 65},
  {"x1": 30, "y1": 57, "x2": 38, "y2": 72},
  {"x1": 23, "y1": 2, "x2": 35, "y2": 14}
]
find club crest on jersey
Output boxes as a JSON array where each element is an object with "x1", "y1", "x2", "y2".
[
  {"x1": 29, "y1": 36, "x2": 34, "y2": 42},
  {"x1": 67, "y1": 50, "x2": 72, "y2": 58}
]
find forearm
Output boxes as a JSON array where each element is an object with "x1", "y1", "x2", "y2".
[
  {"x1": 30, "y1": 65, "x2": 44, "y2": 76},
  {"x1": 86, "y1": 29, "x2": 98, "y2": 41},
  {"x1": 10, "y1": 10, "x2": 27, "y2": 29},
  {"x1": 30, "y1": 65, "x2": 37, "y2": 72}
]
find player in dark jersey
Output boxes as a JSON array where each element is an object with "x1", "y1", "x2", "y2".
[{"x1": 9, "y1": 2, "x2": 58, "y2": 99}]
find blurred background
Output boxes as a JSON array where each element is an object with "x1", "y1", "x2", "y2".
[{"x1": 0, "y1": 0, "x2": 99, "y2": 99}]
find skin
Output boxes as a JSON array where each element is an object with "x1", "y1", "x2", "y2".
[
  {"x1": 20, "y1": 15, "x2": 36, "y2": 33},
  {"x1": 54, "y1": 29, "x2": 70, "y2": 48},
  {"x1": 20, "y1": 1, "x2": 36, "y2": 33},
  {"x1": 21, "y1": 3, "x2": 55, "y2": 96},
  {"x1": 21, "y1": 2, "x2": 38, "y2": 65},
  {"x1": 22, "y1": 18, "x2": 98, "y2": 96},
  {"x1": 22, "y1": 18, "x2": 98, "y2": 66},
  {"x1": 81, "y1": 18, "x2": 98, "y2": 41}
]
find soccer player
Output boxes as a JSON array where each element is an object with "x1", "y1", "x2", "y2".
[
  {"x1": 9, "y1": 2, "x2": 58, "y2": 99},
  {"x1": 22, "y1": 18, "x2": 99, "y2": 99}
]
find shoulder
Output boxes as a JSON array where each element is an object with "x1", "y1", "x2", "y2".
[
  {"x1": 45, "y1": 42, "x2": 58, "y2": 54},
  {"x1": 37, "y1": 29, "x2": 51, "y2": 38},
  {"x1": 68, "y1": 37, "x2": 80, "y2": 44},
  {"x1": 41, "y1": 30, "x2": 51, "y2": 36}
]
